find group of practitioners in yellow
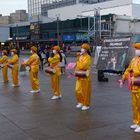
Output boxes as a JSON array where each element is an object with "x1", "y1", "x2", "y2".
[
  {"x1": 1, "y1": 42, "x2": 140, "y2": 132},
  {"x1": 0, "y1": 43, "x2": 92, "y2": 111},
  {"x1": 0, "y1": 49, "x2": 19, "y2": 86}
]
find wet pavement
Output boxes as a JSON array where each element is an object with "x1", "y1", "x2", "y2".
[{"x1": 0, "y1": 57, "x2": 140, "y2": 140}]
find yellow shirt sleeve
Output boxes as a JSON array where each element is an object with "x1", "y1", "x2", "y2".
[
  {"x1": 0, "y1": 55, "x2": 7, "y2": 63},
  {"x1": 122, "y1": 57, "x2": 140, "y2": 80},
  {"x1": 24, "y1": 55, "x2": 35, "y2": 66},
  {"x1": 8, "y1": 55, "x2": 18, "y2": 64},
  {"x1": 76, "y1": 55, "x2": 91, "y2": 70},
  {"x1": 24, "y1": 54, "x2": 40, "y2": 66},
  {"x1": 48, "y1": 53, "x2": 60, "y2": 64}
]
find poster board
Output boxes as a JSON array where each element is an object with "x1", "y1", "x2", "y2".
[{"x1": 96, "y1": 37, "x2": 131, "y2": 72}]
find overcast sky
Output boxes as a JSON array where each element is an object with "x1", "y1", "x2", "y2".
[{"x1": 0, "y1": 0, "x2": 27, "y2": 16}]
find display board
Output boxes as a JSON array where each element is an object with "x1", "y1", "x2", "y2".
[{"x1": 96, "y1": 37, "x2": 131, "y2": 72}]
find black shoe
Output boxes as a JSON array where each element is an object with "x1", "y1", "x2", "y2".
[{"x1": 98, "y1": 77, "x2": 108, "y2": 82}]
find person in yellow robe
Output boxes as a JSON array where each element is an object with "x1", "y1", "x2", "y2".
[
  {"x1": 48, "y1": 45, "x2": 62, "y2": 100},
  {"x1": 23, "y1": 46, "x2": 40, "y2": 93},
  {"x1": 120, "y1": 43, "x2": 140, "y2": 133},
  {"x1": 8, "y1": 49, "x2": 19, "y2": 87},
  {"x1": 0, "y1": 50, "x2": 8, "y2": 83},
  {"x1": 75, "y1": 43, "x2": 92, "y2": 110}
]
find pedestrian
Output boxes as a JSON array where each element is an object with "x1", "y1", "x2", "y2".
[
  {"x1": 23, "y1": 46, "x2": 40, "y2": 94},
  {"x1": 67, "y1": 45, "x2": 71, "y2": 55},
  {"x1": 8, "y1": 49, "x2": 20, "y2": 87},
  {"x1": 37, "y1": 46, "x2": 42, "y2": 70},
  {"x1": 119, "y1": 42, "x2": 140, "y2": 133},
  {"x1": 0, "y1": 50, "x2": 9, "y2": 83},
  {"x1": 40, "y1": 49, "x2": 46, "y2": 70},
  {"x1": 45, "y1": 48, "x2": 50, "y2": 62},
  {"x1": 60, "y1": 50, "x2": 67, "y2": 74},
  {"x1": 75, "y1": 43, "x2": 92, "y2": 110},
  {"x1": 62, "y1": 43, "x2": 66, "y2": 54},
  {"x1": 48, "y1": 45, "x2": 62, "y2": 100}
]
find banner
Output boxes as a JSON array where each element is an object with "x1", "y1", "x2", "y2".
[
  {"x1": 63, "y1": 35, "x2": 75, "y2": 41},
  {"x1": 96, "y1": 37, "x2": 131, "y2": 71},
  {"x1": 76, "y1": 33, "x2": 88, "y2": 41}
]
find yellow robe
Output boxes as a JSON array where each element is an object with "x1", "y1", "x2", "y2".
[
  {"x1": 122, "y1": 56, "x2": 140, "y2": 125},
  {"x1": 24, "y1": 53, "x2": 40, "y2": 90},
  {"x1": 0, "y1": 55, "x2": 8, "y2": 82},
  {"x1": 75, "y1": 53, "x2": 92, "y2": 106},
  {"x1": 8, "y1": 54, "x2": 19, "y2": 85},
  {"x1": 48, "y1": 53, "x2": 61, "y2": 96}
]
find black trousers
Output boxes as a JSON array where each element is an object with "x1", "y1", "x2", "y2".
[{"x1": 97, "y1": 70, "x2": 108, "y2": 82}]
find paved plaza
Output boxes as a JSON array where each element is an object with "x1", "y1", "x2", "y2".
[{"x1": 0, "y1": 57, "x2": 140, "y2": 140}]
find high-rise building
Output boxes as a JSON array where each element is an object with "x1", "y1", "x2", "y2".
[
  {"x1": 28, "y1": 0, "x2": 112, "y2": 17},
  {"x1": 47, "y1": 0, "x2": 140, "y2": 20},
  {"x1": 28, "y1": 0, "x2": 47, "y2": 18},
  {"x1": 28, "y1": 0, "x2": 140, "y2": 21}
]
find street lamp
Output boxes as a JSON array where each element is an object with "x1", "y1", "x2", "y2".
[
  {"x1": 15, "y1": 23, "x2": 19, "y2": 49},
  {"x1": 56, "y1": 14, "x2": 60, "y2": 46}
]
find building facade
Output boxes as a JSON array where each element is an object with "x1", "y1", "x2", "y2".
[
  {"x1": 28, "y1": 0, "x2": 112, "y2": 17},
  {"x1": 28, "y1": 0, "x2": 47, "y2": 18},
  {"x1": 48, "y1": 0, "x2": 140, "y2": 20},
  {"x1": 10, "y1": 10, "x2": 28, "y2": 23},
  {"x1": 0, "y1": 26, "x2": 10, "y2": 42},
  {"x1": 0, "y1": 10, "x2": 28, "y2": 25},
  {"x1": 28, "y1": 0, "x2": 140, "y2": 22},
  {"x1": 9, "y1": 14, "x2": 140, "y2": 45},
  {"x1": 0, "y1": 16, "x2": 11, "y2": 25}
]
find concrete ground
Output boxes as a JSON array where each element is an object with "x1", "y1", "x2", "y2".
[{"x1": 0, "y1": 57, "x2": 140, "y2": 140}]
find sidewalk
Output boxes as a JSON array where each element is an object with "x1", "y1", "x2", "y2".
[{"x1": 0, "y1": 57, "x2": 139, "y2": 140}]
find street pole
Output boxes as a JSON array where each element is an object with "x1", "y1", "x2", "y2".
[
  {"x1": 88, "y1": 16, "x2": 90, "y2": 44},
  {"x1": 94, "y1": 15, "x2": 95, "y2": 41},
  {"x1": 99, "y1": 8, "x2": 101, "y2": 41},
  {"x1": 16, "y1": 24, "x2": 19, "y2": 49},
  {"x1": 109, "y1": 15, "x2": 112, "y2": 37},
  {"x1": 56, "y1": 16, "x2": 59, "y2": 46},
  {"x1": 94, "y1": 7, "x2": 101, "y2": 46}
]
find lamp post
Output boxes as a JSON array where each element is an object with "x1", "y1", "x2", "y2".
[
  {"x1": 16, "y1": 23, "x2": 19, "y2": 49},
  {"x1": 109, "y1": 14, "x2": 112, "y2": 37},
  {"x1": 88, "y1": 16, "x2": 90, "y2": 43},
  {"x1": 94, "y1": 7, "x2": 101, "y2": 46},
  {"x1": 56, "y1": 14, "x2": 60, "y2": 46}
]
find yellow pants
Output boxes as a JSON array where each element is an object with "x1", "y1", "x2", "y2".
[
  {"x1": 132, "y1": 92, "x2": 140, "y2": 125},
  {"x1": 50, "y1": 74, "x2": 60, "y2": 96},
  {"x1": 11, "y1": 65, "x2": 19, "y2": 85},
  {"x1": 2, "y1": 66, "x2": 8, "y2": 82},
  {"x1": 75, "y1": 77, "x2": 91, "y2": 106},
  {"x1": 29, "y1": 70, "x2": 40, "y2": 90}
]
